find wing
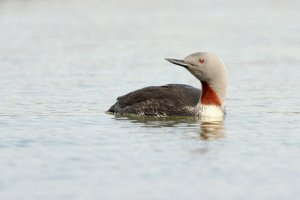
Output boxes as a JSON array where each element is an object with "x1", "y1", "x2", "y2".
[{"x1": 107, "y1": 84, "x2": 201, "y2": 116}]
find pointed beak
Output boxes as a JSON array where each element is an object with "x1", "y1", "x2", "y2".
[{"x1": 165, "y1": 58, "x2": 190, "y2": 68}]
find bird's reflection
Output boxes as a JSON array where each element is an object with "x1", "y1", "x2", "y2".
[
  {"x1": 112, "y1": 114, "x2": 225, "y2": 140},
  {"x1": 200, "y1": 118, "x2": 225, "y2": 140}
]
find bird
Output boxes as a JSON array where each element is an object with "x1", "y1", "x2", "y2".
[{"x1": 107, "y1": 52, "x2": 227, "y2": 118}]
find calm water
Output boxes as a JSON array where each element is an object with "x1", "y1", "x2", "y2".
[{"x1": 1, "y1": 0, "x2": 300, "y2": 199}]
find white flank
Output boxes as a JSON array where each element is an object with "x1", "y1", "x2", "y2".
[{"x1": 196, "y1": 104, "x2": 224, "y2": 118}]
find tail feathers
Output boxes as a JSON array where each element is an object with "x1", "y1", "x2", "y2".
[
  {"x1": 107, "y1": 105, "x2": 115, "y2": 113},
  {"x1": 107, "y1": 102, "x2": 119, "y2": 113}
]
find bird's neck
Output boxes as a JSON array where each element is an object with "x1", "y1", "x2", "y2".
[
  {"x1": 200, "y1": 81, "x2": 222, "y2": 106},
  {"x1": 196, "y1": 81, "x2": 224, "y2": 117}
]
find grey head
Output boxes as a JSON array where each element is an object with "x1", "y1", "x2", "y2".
[{"x1": 165, "y1": 52, "x2": 227, "y2": 106}]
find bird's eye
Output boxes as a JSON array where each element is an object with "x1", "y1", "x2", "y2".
[{"x1": 199, "y1": 58, "x2": 205, "y2": 63}]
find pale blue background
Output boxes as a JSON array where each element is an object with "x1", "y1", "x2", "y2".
[{"x1": 0, "y1": 0, "x2": 300, "y2": 199}]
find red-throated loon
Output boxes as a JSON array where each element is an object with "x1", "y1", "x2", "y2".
[{"x1": 107, "y1": 52, "x2": 227, "y2": 118}]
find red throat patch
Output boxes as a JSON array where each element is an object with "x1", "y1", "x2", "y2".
[{"x1": 201, "y1": 81, "x2": 222, "y2": 106}]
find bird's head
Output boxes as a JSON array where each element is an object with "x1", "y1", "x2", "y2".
[{"x1": 166, "y1": 52, "x2": 227, "y2": 107}]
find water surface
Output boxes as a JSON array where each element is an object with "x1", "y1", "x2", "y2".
[{"x1": 1, "y1": 0, "x2": 300, "y2": 199}]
